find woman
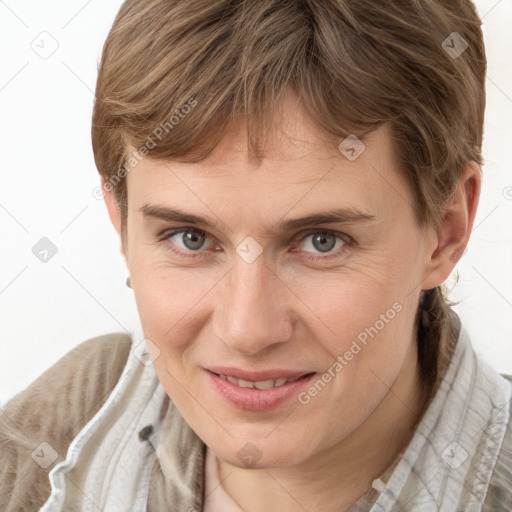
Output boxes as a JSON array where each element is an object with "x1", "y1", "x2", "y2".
[{"x1": 1, "y1": 0, "x2": 510, "y2": 510}]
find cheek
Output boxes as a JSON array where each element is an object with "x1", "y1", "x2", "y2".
[
  {"x1": 129, "y1": 259, "x2": 213, "y2": 359},
  {"x1": 293, "y1": 257, "x2": 420, "y2": 390},
  {"x1": 129, "y1": 236, "x2": 208, "y2": 311},
  {"x1": 293, "y1": 277, "x2": 418, "y2": 431},
  {"x1": 310, "y1": 283, "x2": 406, "y2": 368},
  {"x1": 292, "y1": 255, "x2": 415, "y2": 338}
]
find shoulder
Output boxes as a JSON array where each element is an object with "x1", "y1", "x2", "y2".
[
  {"x1": 482, "y1": 373, "x2": 512, "y2": 511},
  {"x1": 4, "y1": 332, "x2": 134, "y2": 434},
  {"x1": 0, "y1": 332, "x2": 133, "y2": 512}
]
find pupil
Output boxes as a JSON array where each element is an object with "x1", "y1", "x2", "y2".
[
  {"x1": 313, "y1": 233, "x2": 335, "y2": 253},
  {"x1": 183, "y1": 230, "x2": 204, "y2": 250}
]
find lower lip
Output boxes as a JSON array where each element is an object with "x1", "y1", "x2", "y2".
[{"x1": 206, "y1": 371, "x2": 316, "y2": 411}]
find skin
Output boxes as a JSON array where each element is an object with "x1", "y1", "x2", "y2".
[{"x1": 103, "y1": 91, "x2": 481, "y2": 511}]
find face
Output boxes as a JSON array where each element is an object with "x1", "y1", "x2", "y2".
[{"x1": 116, "y1": 93, "x2": 441, "y2": 470}]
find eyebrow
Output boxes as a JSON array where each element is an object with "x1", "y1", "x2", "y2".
[{"x1": 139, "y1": 204, "x2": 376, "y2": 232}]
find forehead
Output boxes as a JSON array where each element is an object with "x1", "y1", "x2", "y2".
[{"x1": 125, "y1": 99, "x2": 411, "y2": 226}]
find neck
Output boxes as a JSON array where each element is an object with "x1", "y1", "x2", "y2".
[{"x1": 216, "y1": 341, "x2": 430, "y2": 512}]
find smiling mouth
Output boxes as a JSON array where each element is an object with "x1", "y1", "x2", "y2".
[
  {"x1": 213, "y1": 373, "x2": 311, "y2": 389},
  {"x1": 207, "y1": 370, "x2": 318, "y2": 410}
]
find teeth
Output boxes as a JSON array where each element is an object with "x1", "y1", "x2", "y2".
[
  {"x1": 218, "y1": 374, "x2": 304, "y2": 389},
  {"x1": 226, "y1": 375, "x2": 238, "y2": 385},
  {"x1": 254, "y1": 379, "x2": 276, "y2": 390}
]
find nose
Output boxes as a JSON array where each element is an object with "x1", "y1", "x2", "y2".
[{"x1": 212, "y1": 255, "x2": 294, "y2": 356}]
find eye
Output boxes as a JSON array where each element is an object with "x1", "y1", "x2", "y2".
[
  {"x1": 293, "y1": 230, "x2": 350, "y2": 260},
  {"x1": 162, "y1": 228, "x2": 216, "y2": 257}
]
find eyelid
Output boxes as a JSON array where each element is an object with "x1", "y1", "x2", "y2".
[
  {"x1": 292, "y1": 228, "x2": 353, "y2": 245},
  {"x1": 290, "y1": 228, "x2": 352, "y2": 260},
  {"x1": 159, "y1": 227, "x2": 217, "y2": 258}
]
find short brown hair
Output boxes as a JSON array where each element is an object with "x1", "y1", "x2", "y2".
[{"x1": 91, "y1": 0, "x2": 486, "y2": 397}]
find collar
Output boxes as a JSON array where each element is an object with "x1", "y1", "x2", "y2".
[{"x1": 369, "y1": 327, "x2": 511, "y2": 511}]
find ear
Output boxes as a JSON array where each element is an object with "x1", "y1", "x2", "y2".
[
  {"x1": 420, "y1": 161, "x2": 481, "y2": 290},
  {"x1": 101, "y1": 176, "x2": 128, "y2": 265}
]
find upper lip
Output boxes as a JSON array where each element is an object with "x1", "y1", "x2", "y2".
[{"x1": 206, "y1": 366, "x2": 315, "y2": 381}]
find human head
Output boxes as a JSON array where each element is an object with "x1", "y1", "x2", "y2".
[
  {"x1": 92, "y1": 0, "x2": 485, "y2": 390},
  {"x1": 93, "y1": 0, "x2": 484, "y2": 468}
]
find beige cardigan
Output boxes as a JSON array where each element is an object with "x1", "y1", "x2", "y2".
[
  {"x1": 0, "y1": 334, "x2": 204, "y2": 511},
  {"x1": 1, "y1": 330, "x2": 511, "y2": 511}
]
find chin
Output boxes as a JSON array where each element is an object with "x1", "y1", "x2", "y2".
[{"x1": 211, "y1": 434, "x2": 311, "y2": 470}]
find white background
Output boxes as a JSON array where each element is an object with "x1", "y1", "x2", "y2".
[{"x1": 0, "y1": 0, "x2": 511, "y2": 406}]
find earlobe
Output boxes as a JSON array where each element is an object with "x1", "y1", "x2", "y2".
[{"x1": 421, "y1": 162, "x2": 481, "y2": 290}]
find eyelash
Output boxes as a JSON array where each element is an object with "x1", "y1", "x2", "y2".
[{"x1": 157, "y1": 228, "x2": 353, "y2": 262}]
